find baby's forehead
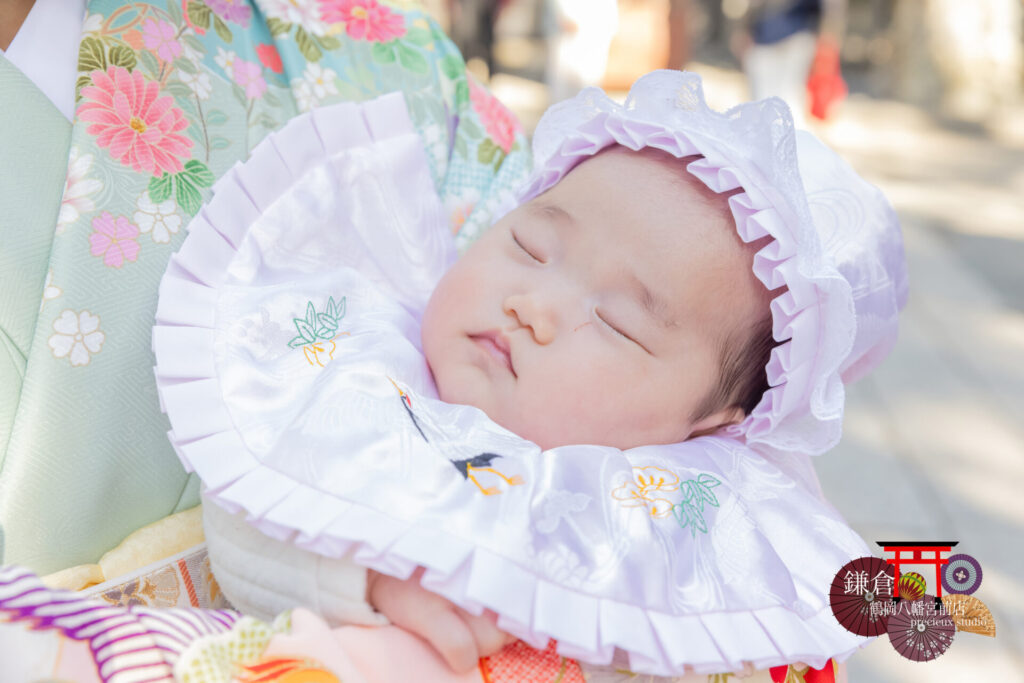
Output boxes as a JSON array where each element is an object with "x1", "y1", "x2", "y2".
[{"x1": 543, "y1": 146, "x2": 741, "y2": 248}]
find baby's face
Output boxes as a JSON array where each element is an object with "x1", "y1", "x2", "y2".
[{"x1": 421, "y1": 147, "x2": 764, "y2": 450}]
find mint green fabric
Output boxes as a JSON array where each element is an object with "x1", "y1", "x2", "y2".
[
  {"x1": 0, "y1": 55, "x2": 80, "y2": 568},
  {"x1": 0, "y1": 0, "x2": 529, "y2": 574},
  {"x1": 0, "y1": 55, "x2": 70, "y2": 458}
]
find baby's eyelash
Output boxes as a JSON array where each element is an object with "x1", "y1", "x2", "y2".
[
  {"x1": 511, "y1": 231, "x2": 543, "y2": 262},
  {"x1": 596, "y1": 310, "x2": 631, "y2": 341},
  {"x1": 596, "y1": 310, "x2": 652, "y2": 354}
]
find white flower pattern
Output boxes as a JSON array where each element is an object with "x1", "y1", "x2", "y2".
[
  {"x1": 180, "y1": 70, "x2": 212, "y2": 100},
  {"x1": 291, "y1": 63, "x2": 339, "y2": 112},
  {"x1": 260, "y1": 0, "x2": 327, "y2": 36},
  {"x1": 56, "y1": 147, "x2": 103, "y2": 234},
  {"x1": 40, "y1": 269, "x2": 62, "y2": 311},
  {"x1": 214, "y1": 47, "x2": 238, "y2": 76},
  {"x1": 48, "y1": 310, "x2": 105, "y2": 366},
  {"x1": 134, "y1": 192, "x2": 182, "y2": 243}
]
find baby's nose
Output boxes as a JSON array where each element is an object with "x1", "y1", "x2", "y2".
[{"x1": 503, "y1": 293, "x2": 556, "y2": 344}]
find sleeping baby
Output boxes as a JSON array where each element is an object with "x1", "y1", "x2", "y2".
[{"x1": 157, "y1": 69, "x2": 908, "y2": 678}]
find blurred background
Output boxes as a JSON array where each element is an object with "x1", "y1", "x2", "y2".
[{"x1": 425, "y1": 0, "x2": 1024, "y2": 680}]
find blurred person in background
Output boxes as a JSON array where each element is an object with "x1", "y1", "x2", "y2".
[
  {"x1": 734, "y1": 0, "x2": 846, "y2": 126},
  {"x1": 668, "y1": 0, "x2": 694, "y2": 70},
  {"x1": 544, "y1": 0, "x2": 619, "y2": 103},
  {"x1": 448, "y1": 0, "x2": 505, "y2": 78}
]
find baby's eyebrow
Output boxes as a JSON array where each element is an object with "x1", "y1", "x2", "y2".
[
  {"x1": 625, "y1": 271, "x2": 675, "y2": 329},
  {"x1": 532, "y1": 202, "x2": 574, "y2": 227}
]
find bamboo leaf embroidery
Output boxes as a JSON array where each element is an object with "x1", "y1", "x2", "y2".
[
  {"x1": 670, "y1": 473, "x2": 722, "y2": 538},
  {"x1": 287, "y1": 297, "x2": 349, "y2": 360}
]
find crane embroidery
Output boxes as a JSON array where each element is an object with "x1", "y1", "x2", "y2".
[{"x1": 387, "y1": 377, "x2": 524, "y2": 496}]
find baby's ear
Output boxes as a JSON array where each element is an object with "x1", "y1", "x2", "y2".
[{"x1": 688, "y1": 405, "x2": 746, "y2": 438}]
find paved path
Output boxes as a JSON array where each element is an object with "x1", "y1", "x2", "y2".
[{"x1": 492, "y1": 62, "x2": 1024, "y2": 680}]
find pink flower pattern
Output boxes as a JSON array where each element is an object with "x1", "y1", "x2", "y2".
[
  {"x1": 77, "y1": 66, "x2": 193, "y2": 176},
  {"x1": 319, "y1": 0, "x2": 406, "y2": 42},
  {"x1": 469, "y1": 79, "x2": 521, "y2": 154},
  {"x1": 141, "y1": 19, "x2": 182, "y2": 62},
  {"x1": 256, "y1": 43, "x2": 283, "y2": 74},
  {"x1": 90, "y1": 212, "x2": 140, "y2": 268},
  {"x1": 232, "y1": 58, "x2": 267, "y2": 99},
  {"x1": 207, "y1": 0, "x2": 252, "y2": 26}
]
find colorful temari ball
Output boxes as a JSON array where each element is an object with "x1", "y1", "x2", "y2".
[{"x1": 898, "y1": 572, "x2": 927, "y2": 600}]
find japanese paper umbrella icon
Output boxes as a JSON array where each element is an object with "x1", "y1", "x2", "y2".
[
  {"x1": 887, "y1": 596, "x2": 956, "y2": 661},
  {"x1": 942, "y1": 553, "x2": 983, "y2": 595},
  {"x1": 829, "y1": 556, "x2": 896, "y2": 636}
]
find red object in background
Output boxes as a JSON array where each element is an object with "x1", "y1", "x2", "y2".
[
  {"x1": 480, "y1": 640, "x2": 584, "y2": 683},
  {"x1": 770, "y1": 659, "x2": 837, "y2": 683},
  {"x1": 877, "y1": 542, "x2": 957, "y2": 598},
  {"x1": 806, "y1": 38, "x2": 847, "y2": 121}
]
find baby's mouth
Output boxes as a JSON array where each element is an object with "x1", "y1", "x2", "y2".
[{"x1": 470, "y1": 331, "x2": 516, "y2": 377}]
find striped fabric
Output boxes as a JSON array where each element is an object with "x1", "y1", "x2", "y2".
[{"x1": 0, "y1": 565, "x2": 237, "y2": 683}]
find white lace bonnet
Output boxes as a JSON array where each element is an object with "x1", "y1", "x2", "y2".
[{"x1": 521, "y1": 70, "x2": 908, "y2": 457}]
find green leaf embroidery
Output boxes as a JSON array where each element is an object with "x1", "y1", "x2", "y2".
[
  {"x1": 267, "y1": 18, "x2": 290, "y2": 36},
  {"x1": 292, "y1": 318, "x2": 316, "y2": 344},
  {"x1": 213, "y1": 15, "x2": 233, "y2": 43},
  {"x1": 404, "y1": 27, "x2": 432, "y2": 46},
  {"x1": 174, "y1": 174, "x2": 203, "y2": 215},
  {"x1": 454, "y1": 79, "x2": 469, "y2": 109},
  {"x1": 459, "y1": 117, "x2": 481, "y2": 139},
  {"x1": 371, "y1": 42, "x2": 396, "y2": 64},
  {"x1": 671, "y1": 473, "x2": 721, "y2": 537},
  {"x1": 186, "y1": 1, "x2": 213, "y2": 30},
  {"x1": 75, "y1": 75, "x2": 92, "y2": 101},
  {"x1": 166, "y1": 0, "x2": 184, "y2": 25},
  {"x1": 440, "y1": 55, "x2": 464, "y2": 80},
  {"x1": 263, "y1": 89, "x2": 282, "y2": 107},
  {"x1": 182, "y1": 34, "x2": 205, "y2": 54},
  {"x1": 108, "y1": 44, "x2": 137, "y2": 71},
  {"x1": 184, "y1": 160, "x2": 215, "y2": 188},
  {"x1": 295, "y1": 27, "x2": 322, "y2": 62},
  {"x1": 491, "y1": 148, "x2": 506, "y2": 171},
  {"x1": 210, "y1": 136, "x2": 232, "y2": 150},
  {"x1": 206, "y1": 109, "x2": 229, "y2": 126},
  {"x1": 78, "y1": 37, "x2": 106, "y2": 74},
  {"x1": 165, "y1": 82, "x2": 195, "y2": 100},
  {"x1": 289, "y1": 297, "x2": 347, "y2": 348},
  {"x1": 477, "y1": 138, "x2": 498, "y2": 165},
  {"x1": 316, "y1": 318, "x2": 338, "y2": 339},
  {"x1": 149, "y1": 173, "x2": 174, "y2": 203},
  {"x1": 174, "y1": 56, "x2": 198, "y2": 74},
  {"x1": 317, "y1": 34, "x2": 341, "y2": 51},
  {"x1": 138, "y1": 49, "x2": 161, "y2": 78},
  {"x1": 395, "y1": 43, "x2": 427, "y2": 74}
]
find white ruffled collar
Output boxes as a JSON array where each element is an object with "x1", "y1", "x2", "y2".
[{"x1": 153, "y1": 91, "x2": 873, "y2": 675}]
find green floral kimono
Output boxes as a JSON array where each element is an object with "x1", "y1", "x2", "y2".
[{"x1": 0, "y1": 0, "x2": 529, "y2": 573}]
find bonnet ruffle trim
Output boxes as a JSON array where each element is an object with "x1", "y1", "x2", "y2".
[
  {"x1": 520, "y1": 72, "x2": 856, "y2": 457},
  {"x1": 153, "y1": 92, "x2": 869, "y2": 676}
]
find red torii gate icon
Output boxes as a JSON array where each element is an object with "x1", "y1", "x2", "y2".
[{"x1": 877, "y1": 541, "x2": 958, "y2": 598}]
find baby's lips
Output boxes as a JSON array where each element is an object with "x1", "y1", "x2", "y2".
[{"x1": 471, "y1": 330, "x2": 516, "y2": 376}]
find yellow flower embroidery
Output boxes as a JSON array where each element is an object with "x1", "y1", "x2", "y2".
[{"x1": 611, "y1": 466, "x2": 679, "y2": 518}]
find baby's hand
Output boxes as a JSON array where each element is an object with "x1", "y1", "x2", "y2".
[{"x1": 367, "y1": 568, "x2": 515, "y2": 673}]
